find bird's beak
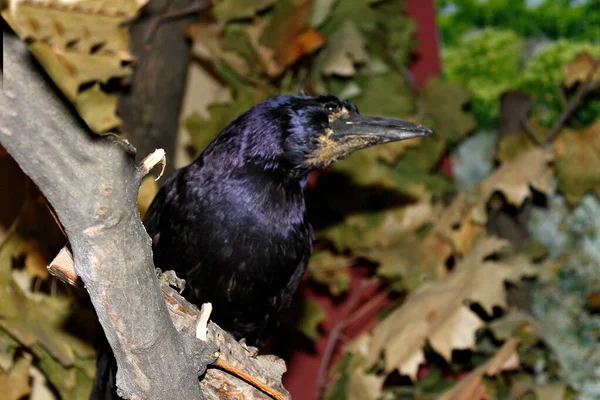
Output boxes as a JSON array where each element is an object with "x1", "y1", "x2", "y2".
[{"x1": 304, "y1": 114, "x2": 433, "y2": 167}]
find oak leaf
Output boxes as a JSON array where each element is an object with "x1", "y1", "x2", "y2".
[
  {"x1": 563, "y1": 52, "x2": 600, "y2": 88},
  {"x1": 473, "y1": 147, "x2": 554, "y2": 222},
  {"x1": 365, "y1": 237, "x2": 535, "y2": 378},
  {"x1": 554, "y1": 119, "x2": 600, "y2": 205}
]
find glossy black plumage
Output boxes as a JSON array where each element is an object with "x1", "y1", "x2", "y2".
[{"x1": 91, "y1": 94, "x2": 431, "y2": 399}]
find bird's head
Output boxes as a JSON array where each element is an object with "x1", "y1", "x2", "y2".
[{"x1": 203, "y1": 94, "x2": 432, "y2": 177}]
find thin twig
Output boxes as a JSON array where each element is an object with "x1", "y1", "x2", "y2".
[
  {"x1": 543, "y1": 57, "x2": 600, "y2": 145},
  {"x1": 341, "y1": 286, "x2": 392, "y2": 329},
  {"x1": 556, "y1": 84, "x2": 567, "y2": 108},
  {"x1": 314, "y1": 280, "x2": 371, "y2": 400},
  {"x1": 521, "y1": 56, "x2": 600, "y2": 146},
  {"x1": 215, "y1": 359, "x2": 288, "y2": 400},
  {"x1": 520, "y1": 100, "x2": 543, "y2": 145}
]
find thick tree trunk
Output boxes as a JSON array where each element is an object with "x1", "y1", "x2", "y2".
[{"x1": 117, "y1": 0, "x2": 210, "y2": 176}]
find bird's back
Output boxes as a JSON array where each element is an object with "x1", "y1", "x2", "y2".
[{"x1": 144, "y1": 160, "x2": 312, "y2": 346}]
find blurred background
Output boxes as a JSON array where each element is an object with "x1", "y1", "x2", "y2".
[{"x1": 1, "y1": 0, "x2": 600, "y2": 399}]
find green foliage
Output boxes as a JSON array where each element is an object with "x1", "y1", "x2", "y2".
[
  {"x1": 437, "y1": 0, "x2": 600, "y2": 45},
  {"x1": 443, "y1": 29, "x2": 600, "y2": 128},
  {"x1": 519, "y1": 40, "x2": 600, "y2": 126},
  {"x1": 442, "y1": 28, "x2": 521, "y2": 126}
]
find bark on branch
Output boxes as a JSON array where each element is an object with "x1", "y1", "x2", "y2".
[{"x1": 1, "y1": 32, "x2": 289, "y2": 400}]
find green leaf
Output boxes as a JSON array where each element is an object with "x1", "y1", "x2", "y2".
[
  {"x1": 319, "y1": 0, "x2": 379, "y2": 37},
  {"x1": 442, "y1": 28, "x2": 522, "y2": 126},
  {"x1": 295, "y1": 297, "x2": 326, "y2": 340},
  {"x1": 391, "y1": 135, "x2": 455, "y2": 197},
  {"x1": 309, "y1": 249, "x2": 352, "y2": 296},
  {"x1": 318, "y1": 21, "x2": 369, "y2": 77},
  {"x1": 324, "y1": 353, "x2": 353, "y2": 400},
  {"x1": 0, "y1": 331, "x2": 19, "y2": 372},
  {"x1": 309, "y1": 0, "x2": 338, "y2": 28},
  {"x1": 213, "y1": 0, "x2": 276, "y2": 22},
  {"x1": 36, "y1": 347, "x2": 95, "y2": 400},
  {"x1": 185, "y1": 86, "x2": 271, "y2": 154},
  {"x1": 366, "y1": 0, "x2": 416, "y2": 69},
  {"x1": 75, "y1": 83, "x2": 122, "y2": 133},
  {"x1": 368, "y1": 235, "x2": 452, "y2": 292},
  {"x1": 0, "y1": 198, "x2": 96, "y2": 390},
  {"x1": 350, "y1": 72, "x2": 414, "y2": 118},
  {"x1": 418, "y1": 77, "x2": 476, "y2": 144}
]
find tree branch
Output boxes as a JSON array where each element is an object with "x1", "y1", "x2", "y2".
[
  {"x1": 314, "y1": 280, "x2": 371, "y2": 400},
  {"x1": 2, "y1": 31, "x2": 207, "y2": 400},
  {"x1": 520, "y1": 56, "x2": 600, "y2": 147},
  {"x1": 2, "y1": 31, "x2": 289, "y2": 400},
  {"x1": 47, "y1": 245, "x2": 290, "y2": 400},
  {"x1": 543, "y1": 58, "x2": 598, "y2": 144}
]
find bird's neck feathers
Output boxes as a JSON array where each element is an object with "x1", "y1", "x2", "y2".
[{"x1": 195, "y1": 99, "x2": 309, "y2": 180}]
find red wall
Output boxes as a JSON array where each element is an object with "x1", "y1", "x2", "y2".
[{"x1": 283, "y1": 1, "x2": 441, "y2": 398}]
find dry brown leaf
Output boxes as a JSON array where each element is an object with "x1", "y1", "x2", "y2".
[
  {"x1": 365, "y1": 237, "x2": 535, "y2": 378},
  {"x1": 563, "y1": 52, "x2": 600, "y2": 88},
  {"x1": 473, "y1": 147, "x2": 554, "y2": 223},
  {"x1": 259, "y1": 0, "x2": 326, "y2": 70},
  {"x1": 375, "y1": 196, "x2": 483, "y2": 291},
  {"x1": 523, "y1": 383, "x2": 568, "y2": 400},
  {"x1": 213, "y1": 0, "x2": 276, "y2": 22},
  {"x1": 246, "y1": 21, "x2": 286, "y2": 77},
  {"x1": 23, "y1": 243, "x2": 49, "y2": 280},
  {"x1": 308, "y1": 249, "x2": 352, "y2": 296},
  {"x1": 274, "y1": 27, "x2": 326, "y2": 68},
  {"x1": 497, "y1": 119, "x2": 550, "y2": 163},
  {"x1": 192, "y1": 20, "x2": 286, "y2": 78},
  {"x1": 347, "y1": 369, "x2": 383, "y2": 400},
  {"x1": 439, "y1": 338, "x2": 521, "y2": 400},
  {"x1": 374, "y1": 196, "x2": 440, "y2": 244},
  {"x1": 372, "y1": 234, "x2": 452, "y2": 291},
  {"x1": 488, "y1": 310, "x2": 545, "y2": 341},
  {"x1": 27, "y1": 41, "x2": 131, "y2": 102},
  {"x1": 0, "y1": 354, "x2": 32, "y2": 400},
  {"x1": 138, "y1": 176, "x2": 158, "y2": 220},
  {"x1": 75, "y1": 83, "x2": 123, "y2": 132},
  {"x1": 434, "y1": 194, "x2": 485, "y2": 256},
  {"x1": 3, "y1": 0, "x2": 144, "y2": 133},
  {"x1": 191, "y1": 23, "x2": 252, "y2": 76},
  {"x1": 320, "y1": 21, "x2": 368, "y2": 76},
  {"x1": 322, "y1": 196, "x2": 439, "y2": 252},
  {"x1": 4, "y1": 0, "x2": 144, "y2": 52},
  {"x1": 0, "y1": 200, "x2": 95, "y2": 366},
  {"x1": 554, "y1": 119, "x2": 600, "y2": 205}
]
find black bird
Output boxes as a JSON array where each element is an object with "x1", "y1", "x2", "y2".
[{"x1": 91, "y1": 93, "x2": 431, "y2": 398}]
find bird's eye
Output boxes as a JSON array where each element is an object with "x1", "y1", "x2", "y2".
[{"x1": 324, "y1": 102, "x2": 340, "y2": 113}]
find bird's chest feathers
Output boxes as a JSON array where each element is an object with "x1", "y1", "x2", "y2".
[
  {"x1": 219, "y1": 173, "x2": 306, "y2": 234},
  {"x1": 194, "y1": 168, "x2": 310, "y2": 268}
]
